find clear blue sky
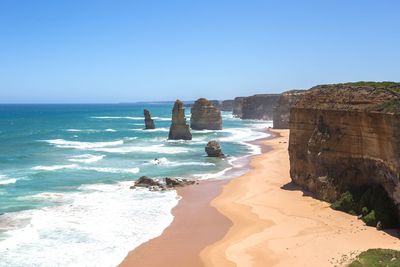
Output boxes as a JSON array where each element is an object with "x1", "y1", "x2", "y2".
[{"x1": 0, "y1": 0, "x2": 399, "y2": 103}]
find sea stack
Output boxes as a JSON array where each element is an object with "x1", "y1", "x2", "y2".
[
  {"x1": 190, "y1": 98, "x2": 222, "y2": 130},
  {"x1": 168, "y1": 100, "x2": 192, "y2": 140},
  {"x1": 205, "y1": 140, "x2": 224, "y2": 157},
  {"x1": 221, "y1": 100, "x2": 234, "y2": 111},
  {"x1": 143, "y1": 109, "x2": 155, "y2": 129},
  {"x1": 232, "y1": 97, "x2": 245, "y2": 117}
]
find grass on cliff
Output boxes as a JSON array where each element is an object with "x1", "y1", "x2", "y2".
[
  {"x1": 334, "y1": 81, "x2": 400, "y2": 93},
  {"x1": 330, "y1": 185, "x2": 398, "y2": 229},
  {"x1": 349, "y1": 249, "x2": 400, "y2": 267}
]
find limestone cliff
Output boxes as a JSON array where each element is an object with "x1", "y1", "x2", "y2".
[
  {"x1": 168, "y1": 100, "x2": 192, "y2": 140},
  {"x1": 190, "y1": 98, "x2": 222, "y2": 130},
  {"x1": 241, "y1": 94, "x2": 280, "y2": 120},
  {"x1": 288, "y1": 83, "x2": 400, "y2": 217},
  {"x1": 221, "y1": 100, "x2": 234, "y2": 111},
  {"x1": 232, "y1": 97, "x2": 244, "y2": 117},
  {"x1": 273, "y1": 90, "x2": 305, "y2": 129},
  {"x1": 143, "y1": 109, "x2": 155, "y2": 129}
]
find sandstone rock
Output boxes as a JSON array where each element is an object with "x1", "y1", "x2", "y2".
[
  {"x1": 210, "y1": 100, "x2": 221, "y2": 109},
  {"x1": 221, "y1": 100, "x2": 234, "y2": 111},
  {"x1": 205, "y1": 140, "x2": 225, "y2": 157},
  {"x1": 288, "y1": 83, "x2": 400, "y2": 218},
  {"x1": 272, "y1": 90, "x2": 305, "y2": 129},
  {"x1": 165, "y1": 177, "x2": 195, "y2": 187},
  {"x1": 144, "y1": 109, "x2": 155, "y2": 129},
  {"x1": 168, "y1": 100, "x2": 192, "y2": 140},
  {"x1": 241, "y1": 94, "x2": 280, "y2": 120},
  {"x1": 130, "y1": 176, "x2": 164, "y2": 189},
  {"x1": 232, "y1": 97, "x2": 245, "y2": 117},
  {"x1": 190, "y1": 98, "x2": 222, "y2": 130}
]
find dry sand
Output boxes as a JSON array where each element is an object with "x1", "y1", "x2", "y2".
[
  {"x1": 201, "y1": 129, "x2": 400, "y2": 266},
  {"x1": 119, "y1": 129, "x2": 400, "y2": 267}
]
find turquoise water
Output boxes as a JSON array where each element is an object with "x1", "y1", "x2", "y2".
[{"x1": 0, "y1": 103, "x2": 271, "y2": 267}]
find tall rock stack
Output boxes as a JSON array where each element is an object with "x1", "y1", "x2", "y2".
[
  {"x1": 190, "y1": 98, "x2": 222, "y2": 130},
  {"x1": 232, "y1": 97, "x2": 245, "y2": 117},
  {"x1": 221, "y1": 100, "x2": 234, "y2": 111},
  {"x1": 168, "y1": 100, "x2": 192, "y2": 140},
  {"x1": 288, "y1": 83, "x2": 400, "y2": 220},
  {"x1": 143, "y1": 109, "x2": 155, "y2": 129},
  {"x1": 272, "y1": 90, "x2": 305, "y2": 129}
]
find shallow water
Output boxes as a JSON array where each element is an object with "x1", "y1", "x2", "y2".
[{"x1": 0, "y1": 103, "x2": 271, "y2": 267}]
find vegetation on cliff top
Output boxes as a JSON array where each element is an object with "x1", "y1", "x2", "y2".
[
  {"x1": 349, "y1": 249, "x2": 400, "y2": 267},
  {"x1": 334, "y1": 81, "x2": 400, "y2": 93},
  {"x1": 331, "y1": 185, "x2": 398, "y2": 229}
]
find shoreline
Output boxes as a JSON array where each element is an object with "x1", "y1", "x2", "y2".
[
  {"x1": 118, "y1": 128, "x2": 274, "y2": 266},
  {"x1": 201, "y1": 129, "x2": 400, "y2": 266},
  {"x1": 119, "y1": 128, "x2": 400, "y2": 267}
]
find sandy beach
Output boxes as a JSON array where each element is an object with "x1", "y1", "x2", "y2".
[{"x1": 120, "y1": 129, "x2": 400, "y2": 267}]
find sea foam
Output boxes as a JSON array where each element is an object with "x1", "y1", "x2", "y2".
[{"x1": 0, "y1": 182, "x2": 179, "y2": 267}]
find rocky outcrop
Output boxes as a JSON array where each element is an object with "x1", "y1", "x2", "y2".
[
  {"x1": 168, "y1": 100, "x2": 192, "y2": 140},
  {"x1": 221, "y1": 100, "x2": 234, "y2": 111},
  {"x1": 288, "y1": 83, "x2": 400, "y2": 219},
  {"x1": 232, "y1": 97, "x2": 245, "y2": 117},
  {"x1": 130, "y1": 176, "x2": 195, "y2": 191},
  {"x1": 241, "y1": 94, "x2": 280, "y2": 120},
  {"x1": 165, "y1": 177, "x2": 195, "y2": 187},
  {"x1": 210, "y1": 100, "x2": 221, "y2": 109},
  {"x1": 205, "y1": 140, "x2": 225, "y2": 157},
  {"x1": 273, "y1": 90, "x2": 305, "y2": 129},
  {"x1": 190, "y1": 98, "x2": 222, "y2": 130},
  {"x1": 144, "y1": 109, "x2": 155, "y2": 129}
]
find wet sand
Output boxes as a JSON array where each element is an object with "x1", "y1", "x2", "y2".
[{"x1": 118, "y1": 179, "x2": 232, "y2": 267}]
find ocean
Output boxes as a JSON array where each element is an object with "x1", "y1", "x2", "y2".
[{"x1": 0, "y1": 103, "x2": 271, "y2": 267}]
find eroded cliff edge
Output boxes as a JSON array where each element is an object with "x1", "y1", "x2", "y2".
[{"x1": 288, "y1": 83, "x2": 400, "y2": 224}]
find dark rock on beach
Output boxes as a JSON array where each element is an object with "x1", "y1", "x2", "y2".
[
  {"x1": 130, "y1": 176, "x2": 195, "y2": 191},
  {"x1": 165, "y1": 177, "x2": 195, "y2": 188},
  {"x1": 168, "y1": 100, "x2": 192, "y2": 140},
  {"x1": 144, "y1": 109, "x2": 155, "y2": 129},
  {"x1": 205, "y1": 140, "x2": 225, "y2": 157}
]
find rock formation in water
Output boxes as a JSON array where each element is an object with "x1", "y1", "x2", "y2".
[
  {"x1": 168, "y1": 100, "x2": 192, "y2": 140},
  {"x1": 143, "y1": 109, "x2": 155, "y2": 129},
  {"x1": 130, "y1": 176, "x2": 196, "y2": 191},
  {"x1": 241, "y1": 94, "x2": 280, "y2": 120},
  {"x1": 232, "y1": 97, "x2": 245, "y2": 117},
  {"x1": 205, "y1": 140, "x2": 225, "y2": 157},
  {"x1": 288, "y1": 82, "x2": 400, "y2": 224},
  {"x1": 272, "y1": 90, "x2": 305, "y2": 129},
  {"x1": 221, "y1": 100, "x2": 234, "y2": 111},
  {"x1": 210, "y1": 100, "x2": 221, "y2": 109},
  {"x1": 190, "y1": 98, "x2": 222, "y2": 130}
]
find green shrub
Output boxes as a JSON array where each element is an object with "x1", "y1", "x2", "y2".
[
  {"x1": 331, "y1": 191, "x2": 356, "y2": 212},
  {"x1": 362, "y1": 210, "x2": 377, "y2": 227},
  {"x1": 330, "y1": 185, "x2": 399, "y2": 229},
  {"x1": 349, "y1": 249, "x2": 400, "y2": 267}
]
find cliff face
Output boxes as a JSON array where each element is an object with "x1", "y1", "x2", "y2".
[
  {"x1": 168, "y1": 100, "x2": 192, "y2": 140},
  {"x1": 241, "y1": 94, "x2": 280, "y2": 120},
  {"x1": 221, "y1": 100, "x2": 234, "y2": 111},
  {"x1": 273, "y1": 90, "x2": 305, "y2": 129},
  {"x1": 232, "y1": 97, "x2": 244, "y2": 117},
  {"x1": 190, "y1": 98, "x2": 222, "y2": 130},
  {"x1": 143, "y1": 109, "x2": 155, "y2": 129},
  {"x1": 289, "y1": 84, "x2": 400, "y2": 214}
]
